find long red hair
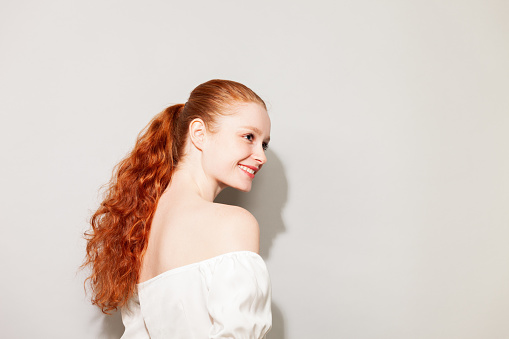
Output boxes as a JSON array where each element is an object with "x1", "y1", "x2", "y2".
[{"x1": 82, "y1": 80, "x2": 266, "y2": 313}]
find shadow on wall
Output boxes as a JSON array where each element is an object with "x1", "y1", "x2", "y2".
[
  {"x1": 267, "y1": 302, "x2": 286, "y2": 339},
  {"x1": 99, "y1": 149, "x2": 288, "y2": 338},
  {"x1": 93, "y1": 308, "x2": 124, "y2": 339}
]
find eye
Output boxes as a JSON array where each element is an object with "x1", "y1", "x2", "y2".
[{"x1": 244, "y1": 133, "x2": 268, "y2": 151}]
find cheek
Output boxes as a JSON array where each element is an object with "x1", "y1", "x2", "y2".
[
  {"x1": 230, "y1": 142, "x2": 252, "y2": 161},
  {"x1": 205, "y1": 136, "x2": 252, "y2": 170}
]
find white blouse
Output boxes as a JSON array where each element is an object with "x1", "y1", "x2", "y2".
[{"x1": 120, "y1": 251, "x2": 272, "y2": 338}]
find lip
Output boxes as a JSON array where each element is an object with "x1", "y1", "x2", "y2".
[{"x1": 238, "y1": 164, "x2": 258, "y2": 178}]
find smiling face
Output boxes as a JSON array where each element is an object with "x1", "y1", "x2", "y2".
[{"x1": 201, "y1": 102, "x2": 271, "y2": 192}]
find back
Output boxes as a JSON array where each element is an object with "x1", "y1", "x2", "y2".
[{"x1": 139, "y1": 190, "x2": 260, "y2": 283}]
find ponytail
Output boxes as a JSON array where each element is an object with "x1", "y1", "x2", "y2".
[{"x1": 83, "y1": 104, "x2": 184, "y2": 314}]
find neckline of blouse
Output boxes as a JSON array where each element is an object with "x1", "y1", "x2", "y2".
[{"x1": 137, "y1": 250, "x2": 264, "y2": 287}]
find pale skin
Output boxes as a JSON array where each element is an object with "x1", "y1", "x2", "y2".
[{"x1": 139, "y1": 102, "x2": 271, "y2": 283}]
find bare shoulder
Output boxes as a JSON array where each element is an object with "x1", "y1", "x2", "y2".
[{"x1": 210, "y1": 203, "x2": 260, "y2": 254}]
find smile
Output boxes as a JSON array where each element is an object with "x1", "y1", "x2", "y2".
[
  {"x1": 238, "y1": 165, "x2": 257, "y2": 178},
  {"x1": 238, "y1": 165, "x2": 255, "y2": 174}
]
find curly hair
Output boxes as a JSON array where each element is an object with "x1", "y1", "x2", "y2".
[{"x1": 82, "y1": 79, "x2": 266, "y2": 313}]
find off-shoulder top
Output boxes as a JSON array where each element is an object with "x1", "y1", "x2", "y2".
[{"x1": 120, "y1": 251, "x2": 272, "y2": 338}]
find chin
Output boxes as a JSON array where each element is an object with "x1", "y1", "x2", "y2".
[{"x1": 231, "y1": 182, "x2": 252, "y2": 192}]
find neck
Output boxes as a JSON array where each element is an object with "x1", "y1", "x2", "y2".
[{"x1": 165, "y1": 163, "x2": 223, "y2": 203}]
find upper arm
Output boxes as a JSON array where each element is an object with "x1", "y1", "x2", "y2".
[
  {"x1": 206, "y1": 251, "x2": 272, "y2": 338},
  {"x1": 213, "y1": 205, "x2": 260, "y2": 254}
]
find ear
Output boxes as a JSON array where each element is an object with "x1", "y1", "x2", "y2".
[{"x1": 189, "y1": 118, "x2": 207, "y2": 151}]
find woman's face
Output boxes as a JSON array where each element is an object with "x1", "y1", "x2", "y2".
[{"x1": 202, "y1": 102, "x2": 271, "y2": 192}]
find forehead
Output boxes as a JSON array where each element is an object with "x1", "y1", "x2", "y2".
[{"x1": 219, "y1": 102, "x2": 271, "y2": 134}]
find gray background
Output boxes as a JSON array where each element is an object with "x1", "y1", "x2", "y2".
[{"x1": 1, "y1": 0, "x2": 508, "y2": 338}]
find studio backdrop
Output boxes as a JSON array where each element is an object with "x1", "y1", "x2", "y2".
[{"x1": 1, "y1": 1, "x2": 508, "y2": 338}]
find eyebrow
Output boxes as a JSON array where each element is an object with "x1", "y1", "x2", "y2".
[{"x1": 241, "y1": 126, "x2": 271, "y2": 142}]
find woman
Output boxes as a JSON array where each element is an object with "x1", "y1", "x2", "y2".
[{"x1": 83, "y1": 79, "x2": 272, "y2": 338}]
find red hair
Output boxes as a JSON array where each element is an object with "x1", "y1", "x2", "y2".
[{"x1": 82, "y1": 80, "x2": 266, "y2": 313}]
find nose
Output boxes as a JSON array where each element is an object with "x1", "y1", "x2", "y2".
[{"x1": 253, "y1": 145, "x2": 267, "y2": 166}]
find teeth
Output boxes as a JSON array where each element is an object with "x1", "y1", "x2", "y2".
[{"x1": 239, "y1": 165, "x2": 255, "y2": 174}]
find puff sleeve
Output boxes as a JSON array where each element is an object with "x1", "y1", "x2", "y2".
[{"x1": 206, "y1": 252, "x2": 272, "y2": 339}]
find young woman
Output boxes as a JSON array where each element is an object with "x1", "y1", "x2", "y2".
[{"x1": 83, "y1": 80, "x2": 272, "y2": 338}]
